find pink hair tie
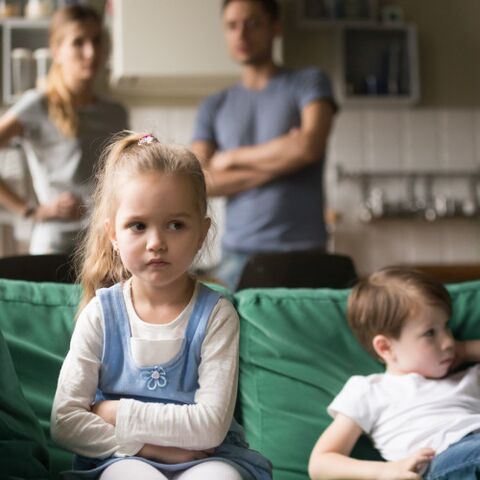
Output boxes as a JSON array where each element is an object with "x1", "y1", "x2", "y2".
[{"x1": 138, "y1": 134, "x2": 156, "y2": 145}]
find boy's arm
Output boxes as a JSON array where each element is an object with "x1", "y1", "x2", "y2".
[
  {"x1": 454, "y1": 339, "x2": 480, "y2": 366},
  {"x1": 308, "y1": 414, "x2": 434, "y2": 480}
]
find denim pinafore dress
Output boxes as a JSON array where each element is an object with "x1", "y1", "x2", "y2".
[{"x1": 62, "y1": 283, "x2": 272, "y2": 480}]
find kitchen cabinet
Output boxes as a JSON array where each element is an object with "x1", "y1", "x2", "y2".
[
  {"x1": 297, "y1": 0, "x2": 419, "y2": 106},
  {"x1": 109, "y1": 0, "x2": 282, "y2": 98},
  {"x1": 1, "y1": 17, "x2": 49, "y2": 104},
  {"x1": 336, "y1": 24, "x2": 420, "y2": 106},
  {"x1": 298, "y1": 0, "x2": 379, "y2": 27}
]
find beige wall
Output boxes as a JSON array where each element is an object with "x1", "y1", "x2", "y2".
[{"x1": 282, "y1": 0, "x2": 480, "y2": 107}]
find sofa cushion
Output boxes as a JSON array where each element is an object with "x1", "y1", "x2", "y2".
[
  {"x1": 236, "y1": 280, "x2": 480, "y2": 480},
  {"x1": 0, "y1": 279, "x2": 79, "y2": 477},
  {"x1": 0, "y1": 327, "x2": 50, "y2": 479}
]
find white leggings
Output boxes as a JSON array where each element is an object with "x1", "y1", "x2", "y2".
[{"x1": 99, "y1": 459, "x2": 243, "y2": 480}]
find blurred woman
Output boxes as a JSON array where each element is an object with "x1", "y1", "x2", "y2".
[{"x1": 0, "y1": 5, "x2": 128, "y2": 254}]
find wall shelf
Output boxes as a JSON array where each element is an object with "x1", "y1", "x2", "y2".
[
  {"x1": 1, "y1": 18, "x2": 49, "y2": 105},
  {"x1": 335, "y1": 23, "x2": 420, "y2": 106},
  {"x1": 336, "y1": 166, "x2": 480, "y2": 181},
  {"x1": 296, "y1": 1, "x2": 419, "y2": 107},
  {"x1": 297, "y1": 0, "x2": 379, "y2": 28},
  {"x1": 336, "y1": 165, "x2": 480, "y2": 222}
]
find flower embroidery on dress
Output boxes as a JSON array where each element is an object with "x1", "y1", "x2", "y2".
[{"x1": 143, "y1": 366, "x2": 167, "y2": 390}]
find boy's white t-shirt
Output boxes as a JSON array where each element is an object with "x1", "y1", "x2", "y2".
[{"x1": 328, "y1": 364, "x2": 480, "y2": 461}]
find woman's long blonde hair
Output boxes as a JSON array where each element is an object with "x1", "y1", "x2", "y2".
[
  {"x1": 46, "y1": 5, "x2": 102, "y2": 137},
  {"x1": 75, "y1": 131, "x2": 209, "y2": 313}
]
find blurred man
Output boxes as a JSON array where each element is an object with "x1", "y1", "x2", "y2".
[{"x1": 191, "y1": 0, "x2": 337, "y2": 290}]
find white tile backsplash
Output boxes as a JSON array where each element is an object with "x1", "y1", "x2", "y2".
[
  {"x1": 331, "y1": 108, "x2": 480, "y2": 274},
  {"x1": 475, "y1": 112, "x2": 480, "y2": 165},
  {"x1": 128, "y1": 106, "x2": 169, "y2": 136},
  {"x1": 440, "y1": 111, "x2": 476, "y2": 170},
  {"x1": 403, "y1": 110, "x2": 438, "y2": 170},
  {"x1": 364, "y1": 111, "x2": 403, "y2": 170},
  {"x1": 331, "y1": 110, "x2": 365, "y2": 169},
  {"x1": 168, "y1": 109, "x2": 198, "y2": 145},
  {"x1": 124, "y1": 104, "x2": 480, "y2": 276}
]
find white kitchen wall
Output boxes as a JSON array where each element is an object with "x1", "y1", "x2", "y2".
[
  {"x1": 3, "y1": 103, "x2": 478, "y2": 276},
  {"x1": 127, "y1": 104, "x2": 480, "y2": 276}
]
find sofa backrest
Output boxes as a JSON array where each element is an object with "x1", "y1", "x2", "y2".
[
  {"x1": 0, "y1": 326, "x2": 50, "y2": 479},
  {"x1": 0, "y1": 279, "x2": 79, "y2": 477}
]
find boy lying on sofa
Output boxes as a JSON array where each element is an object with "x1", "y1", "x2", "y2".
[{"x1": 309, "y1": 267, "x2": 480, "y2": 480}]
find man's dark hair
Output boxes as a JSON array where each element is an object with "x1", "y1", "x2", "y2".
[{"x1": 222, "y1": 0, "x2": 280, "y2": 21}]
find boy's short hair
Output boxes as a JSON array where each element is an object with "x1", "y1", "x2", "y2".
[
  {"x1": 348, "y1": 267, "x2": 452, "y2": 358},
  {"x1": 222, "y1": 0, "x2": 280, "y2": 21}
]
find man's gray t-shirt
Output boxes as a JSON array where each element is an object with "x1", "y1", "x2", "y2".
[
  {"x1": 8, "y1": 89, "x2": 128, "y2": 254},
  {"x1": 193, "y1": 67, "x2": 336, "y2": 253}
]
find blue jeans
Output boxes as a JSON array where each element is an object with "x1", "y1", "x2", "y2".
[
  {"x1": 425, "y1": 432, "x2": 480, "y2": 479},
  {"x1": 213, "y1": 249, "x2": 251, "y2": 292}
]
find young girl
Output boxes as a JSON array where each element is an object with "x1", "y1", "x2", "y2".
[
  {"x1": 308, "y1": 267, "x2": 480, "y2": 480},
  {"x1": 51, "y1": 132, "x2": 271, "y2": 480},
  {"x1": 0, "y1": 5, "x2": 128, "y2": 254}
]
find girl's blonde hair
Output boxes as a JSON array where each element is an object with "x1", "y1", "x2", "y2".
[
  {"x1": 46, "y1": 5, "x2": 102, "y2": 137},
  {"x1": 76, "y1": 131, "x2": 209, "y2": 313}
]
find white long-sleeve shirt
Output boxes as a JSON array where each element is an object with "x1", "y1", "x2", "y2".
[{"x1": 51, "y1": 281, "x2": 239, "y2": 459}]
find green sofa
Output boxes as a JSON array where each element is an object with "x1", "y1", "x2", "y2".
[{"x1": 1, "y1": 278, "x2": 480, "y2": 480}]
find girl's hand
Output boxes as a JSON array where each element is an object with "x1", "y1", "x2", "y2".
[
  {"x1": 379, "y1": 448, "x2": 435, "y2": 480},
  {"x1": 138, "y1": 444, "x2": 214, "y2": 464},
  {"x1": 91, "y1": 400, "x2": 119, "y2": 426}
]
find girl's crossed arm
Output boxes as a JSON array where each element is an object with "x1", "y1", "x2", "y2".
[
  {"x1": 51, "y1": 297, "x2": 238, "y2": 460},
  {"x1": 95, "y1": 298, "x2": 239, "y2": 451},
  {"x1": 51, "y1": 298, "x2": 130, "y2": 459},
  {"x1": 308, "y1": 414, "x2": 434, "y2": 480}
]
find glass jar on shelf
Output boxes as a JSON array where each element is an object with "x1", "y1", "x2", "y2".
[
  {"x1": 25, "y1": 0, "x2": 54, "y2": 19},
  {"x1": 0, "y1": 0, "x2": 22, "y2": 18},
  {"x1": 33, "y1": 47, "x2": 52, "y2": 88},
  {"x1": 11, "y1": 47, "x2": 35, "y2": 96}
]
